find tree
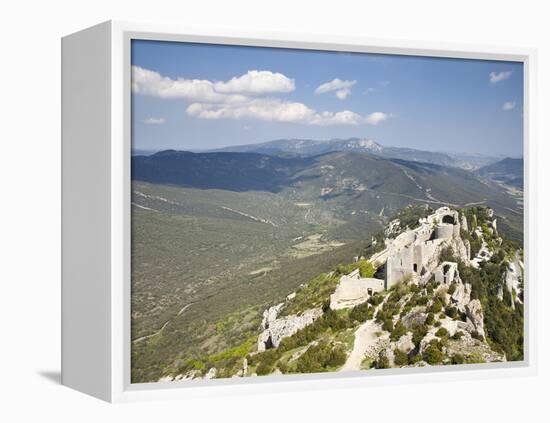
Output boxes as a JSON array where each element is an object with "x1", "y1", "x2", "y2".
[
  {"x1": 394, "y1": 349, "x2": 409, "y2": 366},
  {"x1": 423, "y1": 343, "x2": 444, "y2": 365},
  {"x1": 390, "y1": 321, "x2": 407, "y2": 341},
  {"x1": 375, "y1": 351, "x2": 391, "y2": 369},
  {"x1": 435, "y1": 327, "x2": 449, "y2": 338},
  {"x1": 358, "y1": 260, "x2": 376, "y2": 278},
  {"x1": 382, "y1": 319, "x2": 394, "y2": 332},
  {"x1": 425, "y1": 312, "x2": 435, "y2": 326}
]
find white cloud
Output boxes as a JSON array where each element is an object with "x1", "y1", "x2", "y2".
[
  {"x1": 186, "y1": 99, "x2": 315, "y2": 123},
  {"x1": 213, "y1": 70, "x2": 295, "y2": 95},
  {"x1": 132, "y1": 66, "x2": 247, "y2": 103},
  {"x1": 132, "y1": 66, "x2": 294, "y2": 104},
  {"x1": 489, "y1": 71, "x2": 512, "y2": 84},
  {"x1": 143, "y1": 117, "x2": 166, "y2": 124},
  {"x1": 134, "y1": 67, "x2": 390, "y2": 127},
  {"x1": 365, "y1": 112, "x2": 389, "y2": 125},
  {"x1": 315, "y1": 78, "x2": 357, "y2": 99},
  {"x1": 502, "y1": 101, "x2": 516, "y2": 111},
  {"x1": 309, "y1": 110, "x2": 364, "y2": 126},
  {"x1": 187, "y1": 99, "x2": 388, "y2": 126},
  {"x1": 335, "y1": 88, "x2": 352, "y2": 100}
]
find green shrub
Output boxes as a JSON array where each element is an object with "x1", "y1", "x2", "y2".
[
  {"x1": 295, "y1": 341, "x2": 347, "y2": 373},
  {"x1": 375, "y1": 351, "x2": 391, "y2": 369},
  {"x1": 423, "y1": 343, "x2": 444, "y2": 365},
  {"x1": 349, "y1": 302, "x2": 374, "y2": 322},
  {"x1": 439, "y1": 246, "x2": 456, "y2": 263},
  {"x1": 428, "y1": 298, "x2": 443, "y2": 314},
  {"x1": 445, "y1": 305, "x2": 459, "y2": 319},
  {"x1": 425, "y1": 312, "x2": 435, "y2": 326},
  {"x1": 390, "y1": 321, "x2": 407, "y2": 341},
  {"x1": 447, "y1": 283, "x2": 457, "y2": 296},
  {"x1": 435, "y1": 327, "x2": 449, "y2": 338},
  {"x1": 368, "y1": 294, "x2": 383, "y2": 306},
  {"x1": 451, "y1": 331, "x2": 464, "y2": 340},
  {"x1": 358, "y1": 260, "x2": 376, "y2": 278},
  {"x1": 452, "y1": 354, "x2": 465, "y2": 365},
  {"x1": 382, "y1": 319, "x2": 394, "y2": 332},
  {"x1": 394, "y1": 349, "x2": 409, "y2": 366},
  {"x1": 412, "y1": 324, "x2": 428, "y2": 348},
  {"x1": 256, "y1": 361, "x2": 274, "y2": 375},
  {"x1": 465, "y1": 352, "x2": 485, "y2": 364}
]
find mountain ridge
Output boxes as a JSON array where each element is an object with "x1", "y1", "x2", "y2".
[
  {"x1": 210, "y1": 137, "x2": 501, "y2": 170},
  {"x1": 476, "y1": 157, "x2": 524, "y2": 189}
]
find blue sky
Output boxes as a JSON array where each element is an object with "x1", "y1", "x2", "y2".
[{"x1": 131, "y1": 39, "x2": 523, "y2": 157}]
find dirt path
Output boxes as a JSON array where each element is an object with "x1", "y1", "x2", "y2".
[
  {"x1": 132, "y1": 302, "x2": 196, "y2": 343},
  {"x1": 341, "y1": 298, "x2": 388, "y2": 371},
  {"x1": 341, "y1": 319, "x2": 382, "y2": 371}
]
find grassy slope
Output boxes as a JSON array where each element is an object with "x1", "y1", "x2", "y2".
[{"x1": 131, "y1": 182, "x2": 369, "y2": 382}]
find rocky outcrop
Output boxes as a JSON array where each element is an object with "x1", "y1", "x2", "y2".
[
  {"x1": 504, "y1": 259, "x2": 523, "y2": 308},
  {"x1": 445, "y1": 331, "x2": 505, "y2": 362},
  {"x1": 461, "y1": 215, "x2": 468, "y2": 232},
  {"x1": 449, "y1": 237, "x2": 471, "y2": 264},
  {"x1": 419, "y1": 332, "x2": 438, "y2": 354},
  {"x1": 204, "y1": 367, "x2": 217, "y2": 380},
  {"x1": 471, "y1": 227, "x2": 492, "y2": 268},
  {"x1": 401, "y1": 309, "x2": 427, "y2": 329},
  {"x1": 396, "y1": 333, "x2": 415, "y2": 353},
  {"x1": 385, "y1": 219, "x2": 401, "y2": 238},
  {"x1": 465, "y1": 300, "x2": 485, "y2": 340},
  {"x1": 257, "y1": 308, "x2": 323, "y2": 352},
  {"x1": 234, "y1": 358, "x2": 248, "y2": 378},
  {"x1": 261, "y1": 302, "x2": 285, "y2": 330},
  {"x1": 450, "y1": 281, "x2": 472, "y2": 312}
]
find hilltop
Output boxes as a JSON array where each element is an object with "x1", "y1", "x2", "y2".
[{"x1": 160, "y1": 206, "x2": 523, "y2": 381}]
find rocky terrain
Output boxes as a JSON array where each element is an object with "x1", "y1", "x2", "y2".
[{"x1": 159, "y1": 206, "x2": 524, "y2": 381}]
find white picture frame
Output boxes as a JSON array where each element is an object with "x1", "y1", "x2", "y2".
[{"x1": 61, "y1": 20, "x2": 538, "y2": 403}]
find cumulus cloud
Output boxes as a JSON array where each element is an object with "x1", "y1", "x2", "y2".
[
  {"x1": 186, "y1": 99, "x2": 315, "y2": 123},
  {"x1": 335, "y1": 88, "x2": 352, "y2": 100},
  {"x1": 186, "y1": 99, "x2": 388, "y2": 126},
  {"x1": 502, "y1": 101, "x2": 516, "y2": 111},
  {"x1": 489, "y1": 71, "x2": 512, "y2": 84},
  {"x1": 132, "y1": 66, "x2": 295, "y2": 103},
  {"x1": 132, "y1": 66, "x2": 247, "y2": 103},
  {"x1": 143, "y1": 117, "x2": 166, "y2": 124},
  {"x1": 213, "y1": 70, "x2": 295, "y2": 95},
  {"x1": 134, "y1": 67, "x2": 389, "y2": 126},
  {"x1": 315, "y1": 78, "x2": 357, "y2": 99},
  {"x1": 365, "y1": 112, "x2": 389, "y2": 125}
]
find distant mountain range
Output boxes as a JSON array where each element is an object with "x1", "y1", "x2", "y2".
[
  {"x1": 133, "y1": 149, "x2": 522, "y2": 240},
  {"x1": 210, "y1": 138, "x2": 501, "y2": 170},
  {"x1": 476, "y1": 158, "x2": 524, "y2": 189}
]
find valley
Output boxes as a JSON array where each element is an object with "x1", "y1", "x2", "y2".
[{"x1": 130, "y1": 147, "x2": 524, "y2": 383}]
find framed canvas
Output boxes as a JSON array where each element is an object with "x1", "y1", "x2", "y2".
[{"x1": 61, "y1": 21, "x2": 538, "y2": 402}]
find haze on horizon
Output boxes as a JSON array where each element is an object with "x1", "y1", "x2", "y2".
[{"x1": 131, "y1": 40, "x2": 524, "y2": 158}]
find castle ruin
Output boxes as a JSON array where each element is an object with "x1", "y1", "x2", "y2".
[{"x1": 330, "y1": 207, "x2": 470, "y2": 310}]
